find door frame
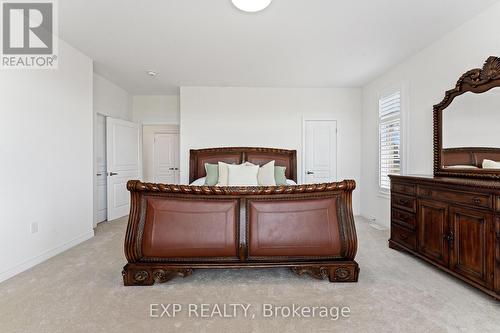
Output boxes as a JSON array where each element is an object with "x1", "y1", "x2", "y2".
[
  {"x1": 302, "y1": 117, "x2": 338, "y2": 184},
  {"x1": 93, "y1": 112, "x2": 107, "y2": 228}
]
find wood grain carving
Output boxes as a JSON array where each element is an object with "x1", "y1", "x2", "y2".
[
  {"x1": 433, "y1": 56, "x2": 500, "y2": 180},
  {"x1": 122, "y1": 265, "x2": 194, "y2": 285},
  {"x1": 290, "y1": 266, "x2": 329, "y2": 280},
  {"x1": 152, "y1": 269, "x2": 194, "y2": 283},
  {"x1": 290, "y1": 263, "x2": 359, "y2": 282},
  {"x1": 127, "y1": 179, "x2": 356, "y2": 195}
]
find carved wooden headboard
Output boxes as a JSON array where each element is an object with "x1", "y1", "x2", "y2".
[
  {"x1": 189, "y1": 147, "x2": 297, "y2": 183},
  {"x1": 442, "y1": 147, "x2": 500, "y2": 168}
]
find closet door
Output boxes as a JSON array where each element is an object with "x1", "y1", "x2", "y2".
[
  {"x1": 106, "y1": 118, "x2": 141, "y2": 221},
  {"x1": 449, "y1": 207, "x2": 494, "y2": 287},
  {"x1": 418, "y1": 199, "x2": 449, "y2": 266},
  {"x1": 153, "y1": 133, "x2": 179, "y2": 184},
  {"x1": 304, "y1": 120, "x2": 337, "y2": 183}
]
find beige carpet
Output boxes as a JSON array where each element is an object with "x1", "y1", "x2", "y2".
[{"x1": 0, "y1": 216, "x2": 498, "y2": 333}]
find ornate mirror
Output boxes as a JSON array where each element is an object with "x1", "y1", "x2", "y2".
[{"x1": 434, "y1": 56, "x2": 500, "y2": 179}]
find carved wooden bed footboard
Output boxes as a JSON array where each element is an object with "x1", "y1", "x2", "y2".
[{"x1": 122, "y1": 180, "x2": 359, "y2": 286}]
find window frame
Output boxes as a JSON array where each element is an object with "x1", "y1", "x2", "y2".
[{"x1": 377, "y1": 83, "x2": 408, "y2": 196}]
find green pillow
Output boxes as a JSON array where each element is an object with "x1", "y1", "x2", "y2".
[
  {"x1": 274, "y1": 166, "x2": 287, "y2": 185},
  {"x1": 204, "y1": 163, "x2": 219, "y2": 185}
]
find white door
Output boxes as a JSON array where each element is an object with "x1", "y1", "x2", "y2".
[
  {"x1": 106, "y1": 118, "x2": 140, "y2": 221},
  {"x1": 153, "y1": 133, "x2": 179, "y2": 183},
  {"x1": 304, "y1": 120, "x2": 337, "y2": 183},
  {"x1": 95, "y1": 114, "x2": 107, "y2": 225}
]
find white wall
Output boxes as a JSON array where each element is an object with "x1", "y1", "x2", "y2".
[
  {"x1": 180, "y1": 87, "x2": 362, "y2": 213},
  {"x1": 132, "y1": 95, "x2": 180, "y2": 124},
  {"x1": 93, "y1": 74, "x2": 132, "y2": 120},
  {"x1": 0, "y1": 40, "x2": 94, "y2": 282},
  {"x1": 361, "y1": 2, "x2": 500, "y2": 227}
]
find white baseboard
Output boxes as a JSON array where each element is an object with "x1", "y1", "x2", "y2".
[{"x1": 0, "y1": 230, "x2": 95, "y2": 283}]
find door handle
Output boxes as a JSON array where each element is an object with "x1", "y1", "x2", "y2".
[
  {"x1": 306, "y1": 171, "x2": 314, "y2": 175},
  {"x1": 96, "y1": 173, "x2": 102, "y2": 176},
  {"x1": 109, "y1": 172, "x2": 118, "y2": 176}
]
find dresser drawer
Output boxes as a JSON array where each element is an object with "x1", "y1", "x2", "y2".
[
  {"x1": 392, "y1": 182, "x2": 416, "y2": 196},
  {"x1": 392, "y1": 194, "x2": 416, "y2": 213},
  {"x1": 418, "y1": 186, "x2": 492, "y2": 210},
  {"x1": 391, "y1": 209, "x2": 416, "y2": 230},
  {"x1": 391, "y1": 223, "x2": 416, "y2": 251}
]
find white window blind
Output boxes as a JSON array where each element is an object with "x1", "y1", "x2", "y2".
[{"x1": 379, "y1": 91, "x2": 401, "y2": 191}]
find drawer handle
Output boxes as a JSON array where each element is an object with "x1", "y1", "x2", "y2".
[
  {"x1": 472, "y1": 197, "x2": 482, "y2": 205},
  {"x1": 399, "y1": 199, "x2": 410, "y2": 205},
  {"x1": 444, "y1": 232, "x2": 455, "y2": 250},
  {"x1": 399, "y1": 233, "x2": 409, "y2": 240}
]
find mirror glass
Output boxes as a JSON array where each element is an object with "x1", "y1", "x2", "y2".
[
  {"x1": 443, "y1": 88, "x2": 500, "y2": 148},
  {"x1": 442, "y1": 88, "x2": 500, "y2": 170}
]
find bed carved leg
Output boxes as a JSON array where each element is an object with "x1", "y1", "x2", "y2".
[
  {"x1": 290, "y1": 266, "x2": 329, "y2": 280},
  {"x1": 327, "y1": 263, "x2": 359, "y2": 282},
  {"x1": 122, "y1": 265, "x2": 194, "y2": 286},
  {"x1": 290, "y1": 262, "x2": 359, "y2": 283},
  {"x1": 122, "y1": 265, "x2": 154, "y2": 286},
  {"x1": 152, "y1": 268, "x2": 194, "y2": 283}
]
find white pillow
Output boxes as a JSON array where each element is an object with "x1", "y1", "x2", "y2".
[
  {"x1": 217, "y1": 162, "x2": 231, "y2": 185},
  {"x1": 482, "y1": 159, "x2": 500, "y2": 169},
  {"x1": 227, "y1": 164, "x2": 259, "y2": 186},
  {"x1": 190, "y1": 177, "x2": 206, "y2": 186},
  {"x1": 190, "y1": 177, "x2": 295, "y2": 186},
  {"x1": 445, "y1": 165, "x2": 479, "y2": 169},
  {"x1": 258, "y1": 160, "x2": 276, "y2": 186}
]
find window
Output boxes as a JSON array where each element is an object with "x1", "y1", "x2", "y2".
[{"x1": 379, "y1": 91, "x2": 401, "y2": 191}]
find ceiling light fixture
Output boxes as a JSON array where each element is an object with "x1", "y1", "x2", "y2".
[
  {"x1": 231, "y1": 0, "x2": 272, "y2": 13},
  {"x1": 146, "y1": 70, "x2": 158, "y2": 77}
]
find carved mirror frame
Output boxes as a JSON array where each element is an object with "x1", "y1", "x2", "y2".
[{"x1": 434, "y1": 56, "x2": 500, "y2": 180}]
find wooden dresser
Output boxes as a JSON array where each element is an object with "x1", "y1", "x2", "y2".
[
  {"x1": 389, "y1": 175, "x2": 500, "y2": 299},
  {"x1": 388, "y1": 57, "x2": 500, "y2": 300}
]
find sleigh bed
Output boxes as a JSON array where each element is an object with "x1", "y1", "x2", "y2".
[{"x1": 122, "y1": 147, "x2": 359, "y2": 285}]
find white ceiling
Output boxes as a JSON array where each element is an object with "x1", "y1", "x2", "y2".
[{"x1": 59, "y1": 0, "x2": 499, "y2": 94}]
